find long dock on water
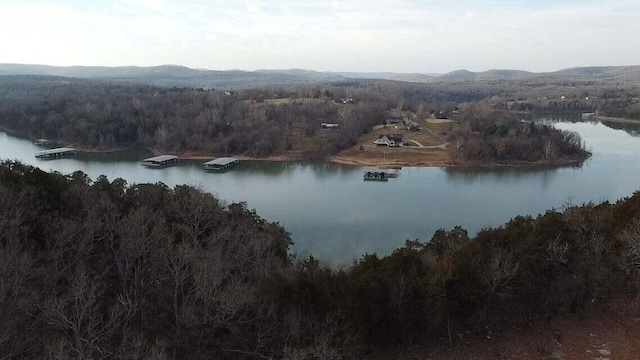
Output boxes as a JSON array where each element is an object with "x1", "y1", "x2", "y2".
[{"x1": 35, "y1": 147, "x2": 76, "y2": 159}]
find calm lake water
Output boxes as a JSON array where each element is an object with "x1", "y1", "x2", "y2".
[{"x1": 2, "y1": 115, "x2": 640, "y2": 265}]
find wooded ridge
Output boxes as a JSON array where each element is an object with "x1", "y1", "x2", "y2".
[
  {"x1": 1, "y1": 161, "x2": 640, "y2": 358},
  {"x1": 2, "y1": 63, "x2": 640, "y2": 88},
  {"x1": 0, "y1": 75, "x2": 611, "y2": 165}
]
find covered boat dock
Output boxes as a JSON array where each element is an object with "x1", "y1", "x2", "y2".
[
  {"x1": 141, "y1": 155, "x2": 180, "y2": 168},
  {"x1": 204, "y1": 157, "x2": 239, "y2": 172},
  {"x1": 35, "y1": 147, "x2": 76, "y2": 159}
]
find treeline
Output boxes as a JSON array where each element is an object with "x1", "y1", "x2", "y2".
[
  {"x1": 0, "y1": 76, "x2": 385, "y2": 158},
  {"x1": 482, "y1": 82, "x2": 640, "y2": 119},
  {"x1": 331, "y1": 193, "x2": 640, "y2": 349},
  {"x1": 0, "y1": 161, "x2": 296, "y2": 359},
  {"x1": 596, "y1": 89, "x2": 640, "y2": 120},
  {"x1": 342, "y1": 78, "x2": 640, "y2": 122},
  {"x1": 1, "y1": 75, "x2": 638, "y2": 162},
  {"x1": 339, "y1": 78, "x2": 639, "y2": 115},
  {"x1": 2, "y1": 161, "x2": 640, "y2": 358},
  {"x1": 447, "y1": 103, "x2": 590, "y2": 164}
]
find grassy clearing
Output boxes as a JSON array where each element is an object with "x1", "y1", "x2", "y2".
[
  {"x1": 239, "y1": 100, "x2": 455, "y2": 166},
  {"x1": 332, "y1": 116, "x2": 453, "y2": 166},
  {"x1": 259, "y1": 98, "x2": 324, "y2": 106}
]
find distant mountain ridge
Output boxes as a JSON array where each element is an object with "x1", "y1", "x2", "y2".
[
  {"x1": 436, "y1": 69, "x2": 536, "y2": 82},
  {"x1": 0, "y1": 63, "x2": 328, "y2": 89},
  {"x1": 1, "y1": 63, "x2": 639, "y2": 89},
  {"x1": 436, "y1": 66, "x2": 640, "y2": 82}
]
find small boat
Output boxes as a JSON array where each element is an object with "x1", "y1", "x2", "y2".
[
  {"x1": 581, "y1": 112, "x2": 596, "y2": 120},
  {"x1": 378, "y1": 167, "x2": 400, "y2": 178},
  {"x1": 35, "y1": 147, "x2": 76, "y2": 159},
  {"x1": 141, "y1": 155, "x2": 180, "y2": 168},
  {"x1": 203, "y1": 157, "x2": 239, "y2": 172},
  {"x1": 34, "y1": 139, "x2": 52, "y2": 146},
  {"x1": 364, "y1": 171, "x2": 389, "y2": 181}
]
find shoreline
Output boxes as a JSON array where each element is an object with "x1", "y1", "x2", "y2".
[
  {"x1": 327, "y1": 155, "x2": 452, "y2": 167},
  {"x1": 444, "y1": 153, "x2": 592, "y2": 168},
  {"x1": 141, "y1": 148, "x2": 592, "y2": 169},
  {"x1": 76, "y1": 144, "x2": 592, "y2": 169},
  {"x1": 595, "y1": 115, "x2": 640, "y2": 124},
  {"x1": 3, "y1": 131, "x2": 591, "y2": 169},
  {"x1": 328, "y1": 154, "x2": 591, "y2": 168}
]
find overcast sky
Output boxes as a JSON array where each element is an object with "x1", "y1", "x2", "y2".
[{"x1": 0, "y1": 0, "x2": 638, "y2": 73}]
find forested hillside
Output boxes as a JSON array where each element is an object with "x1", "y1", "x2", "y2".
[
  {"x1": 2, "y1": 63, "x2": 640, "y2": 87},
  {"x1": 0, "y1": 76, "x2": 386, "y2": 158},
  {"x1": 0, "y1": 64, "x2": 342, "y2": 89},
  {"x1": 2, "y1": 161, "x2": 640, "y2": 358},
  {"x1": 0, "y1": 74, "x2": 637, "y2": 165},
  {"x1": 449, "y1": 104, "x2": 589, "y2": 164},
  {"x1": 332, "y1": 77, "x2": 640, "y2": 120},
  {"x1": 0, "y1": 161, "x2": 294, "y2": 358}
]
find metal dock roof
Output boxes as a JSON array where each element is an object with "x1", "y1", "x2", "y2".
[
  {"x1": 204, "y1": 157, "x2": 238, "y2": 166},
  {"x1": 35, "y1": 147, "x2": 75, "y2": 156},
  {"x1": 142, "y1": 155, "x2": 180, "y2": 162}
]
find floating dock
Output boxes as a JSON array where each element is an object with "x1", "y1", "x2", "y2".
[
  {"x1": 204, "y1": 157, "x2": 239, "y2": 172},
  {"x1": 35, "y1": 147, "x2": 76, "y2": 159},
  {"x1": 581, "y1": 112, "x2": 596, "y2": 120},
  {"x1": 141, "y1": 155, "x2": 180, "y2": 168},
  {"x1": 364, "y1": 171, "x2": 389, "y2": 181}
]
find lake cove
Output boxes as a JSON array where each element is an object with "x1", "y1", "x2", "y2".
[{"x1": 2, "y1": 116, "x2": 640, "y2": 265}]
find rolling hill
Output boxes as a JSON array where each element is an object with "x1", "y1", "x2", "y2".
[
  {"x1": 1, "y1": 63, "x2": 639, "y2": 89},
  {"x1": 435, "y1": 66, "x2": 640, "y2": 82},
  {"x1": 0, "y1": 64, "x2": 336, "y2": 89}
]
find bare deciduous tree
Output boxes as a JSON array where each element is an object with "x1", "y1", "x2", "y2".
[
  {"x1": 617, "y1": 217, "x2": 640, "y2": 313},
  {"x1": 483, "y1": 248, "x2": 520, "y2": 301},
  {"x1": 564, "y1": 206, "x2": 611, "y2": 304},
  {"x1": 546, "y1": 235, "x2": 570, "y2": 265},
  {"x1": 173, "y1": 186, "x2": 220, "y2": 247},
  {"x1": 34, "y1": 268, "x2": 136, "y2": 359}
]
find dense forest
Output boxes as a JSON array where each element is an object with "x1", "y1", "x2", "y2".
[
  {"x1": 0, "y1": 74, "x2": 637, "y2": 164},
  {"x1": 449, "y1": 104, "x2": 589, "y2": 164},
  {"x1": 0, "y1": 76, "x2": 386, "y2": 158},
  {"x1": 2, "y1": 161, "x2": 640, "y2": 358},
  {"x1": 344, "y1": 78, "x2": 640, "y2": 120}
]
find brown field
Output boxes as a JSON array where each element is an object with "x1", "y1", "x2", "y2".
[{"x1": 331, "y1": 119, "x2": 454, "y2": 167}]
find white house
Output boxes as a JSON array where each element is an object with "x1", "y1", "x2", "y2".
[{"x1": 374, "y1": 134, "x2": 403, "y2": 147}]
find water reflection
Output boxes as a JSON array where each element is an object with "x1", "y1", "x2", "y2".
[
  {"x1": 445, "y1": 166, "x2": 560, "y2": 187},
  {"x1": 238, "y1": 161, "x2": 297, "y2": 175},
  {"x1": 601, "y1": 120, "x2": 640, "y2": 137},
  {"x1": 534, "y1": 113, "x2": 640, "y2": 138},
  {"x1": 306, "y1": 161, "x2": 360, "y2": 178},
  {"x1": 532, "y1": 112, "x2": 584, "y2": 123},
  {"x1": 74, "y1": 149, "x2": 154, "y2": 163}
]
